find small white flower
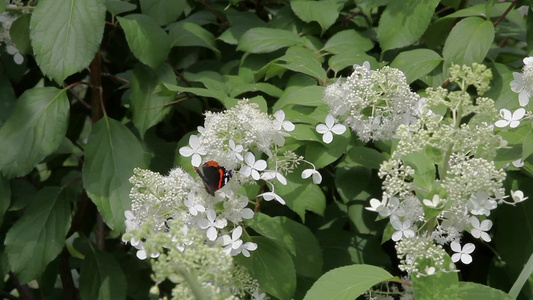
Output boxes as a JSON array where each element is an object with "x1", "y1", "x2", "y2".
[
  {"x1": 228, "y1": 139, "x2": 244, "y2": 162},
  {"x1": 423, "y1": 195, "x2": 443, "y2": 209},
  {"x1": 510, "y1": 190, "x2": 528, "y2": 204},
  {"x1": 391, "y1": 218, "x2": 415, "y2": 241},
  {"x1": 6, "y1": 45, "x2": 24, "y2": 65},
  {"x1": 301, "y1": 168, "x2": 322, "y2": 184},
  {"x1": 218, "y1": 226, "x2": 244, "y2": 255},
  {"x1": 451, "y1": 241, "x2": 475, "y2": 264},
  {"x1": 512, "y1": 159, "x2": 525, "y2": 167},
  {"x1": 273, "y1": 110, "x2": 295, "y2": 131},
  {"x1": 316, "y1": 114, "x2": 346, "y2": 144},
  {"x1": 239, "y1": 241, "x2": 258, "y2": 257},
  {"x1": 257, "y1": 191, "x2": 286, "y2": 205},
  {"x1": 198, "y1": 209, "x2": 228, "y2": 241},
  {"x1": 470, "y1": 216, "x2": 492, "y2": 242},
  {"x1": 252, "y1": 288, "x2": 266, "y2": 300},
  {"x1": 424, "y1": 266, "x2": 436, "y2": 275},
  {"x1": 179, "y1": 135, "x2": 207, "y2": 167},
  {"x1": 184, "y1": 192, "x2": 205, "y2": 216},
  {"x1": 495, "y1": 108, "x2": 526, "y2": 128},
  {"x1": 468, "y1": 191, "x2": 497, "y2": 216},
  {"x1": 261, "y1": 170, "x2": 287, "y2": 185},
  {"x1": 135, "y1": 242, "x2": 160, "y2": 260},
  {"x1": 365, "y1": 198, "x2": 390, "y2": 216},
  {"x1": 241, "y1": 152, "x2": 267, "y2": 180}
]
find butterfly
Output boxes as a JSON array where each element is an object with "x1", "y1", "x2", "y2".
[{"x1": 194, "y1": 160, "x2": 233, "y2": 196}]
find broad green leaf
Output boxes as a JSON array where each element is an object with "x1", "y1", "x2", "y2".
[
  {"x1": 140, "y1": 0, "x2": 186, "y2": 26},
  {"x1": 402, "y1": 151, "x2": 435, "y2": 199},
  {"x1": 105, "y1": 0, "x2": 136, "y2": 16},
  {"x1": 303, "y1": 265, "x2": 394, "y2": 300},
  {"x1": 305, "y1": 131, "x2": 350, "y2": 169},
  {"x1": 335, "y1": 165, "x2": 371, "y2": 203},
  {"x1": 0, "y1": 1, "x2": 6, "y2": 13},
  {"x1": 235, "y1": 237, "x2": 296, "y2": 300},
  {"x1": 274, "y1": 170, "x2": 326, "y2": 221},
  {"x1": 290, "y1": 123, "x2": 321, "y2": 141},
  {"x1": 79, "y1": 249, "x2": 127, "y2": 300},
  {"x1": 10, "y1": 14, "x2": 31, "y2": 55},
  {"x1": 523, "y1": 131, "x2": 533, "y2": 161},
  {"x1": 459, "y1": 282, "x2": 514, "y2": 300},
  {"x1": 0, "y1": 175, "x2": 9, "y2": 225},
  {"x1": 218, "y1": 11, "x2": 265, "y2": 45},
  {"x1": 238, "y1": 28, "x2": 303, "y2": 53},
  {"x1": 377, "y1": 0, "x2": 440, "y2": 51},
  {"x1": 247, "y1": 213, "x2": 323, "y2": 278},
  {"x1": 323, "y1": 30, "x2": 374, "y2": 54},
  {"x1": 390, "y1": 49, "x2": 442, "y2": 83},
  {"x1": 162, "y1": 82, "x2": 230, "y2": 105},
  {"x1": 273, "y1": 86, "x2": 325, "y2": 112},
  {"x1": 412, "y1": 255, "x2": 459, "y2": 299},
  {"x1": 0, "y1": 75, "x2": 16, "y2": 126},
  {"x1": 328, "y1": 50, "x2": 377, "y2": 74},
  {"x1": 30, "y1": 0, "x2": 106, "y2": 83},
  {"x1": 117, "y1": 14, "x2": 170, "y2": 68},
  {"x1": 82, "y1": 117, "x2": 149, "y2": 232},
  {"x1": 5, "y1": 187, "x2": 72, "y2": 283},
  {"x1": 276, "y1": 46, "x2": 327, "y2": 83},
  {"x1": 290, "y1": 0, "x2": 341, "y2": 34},
  {"x1": 345, "y1": 146, "x2": 386, "y2": 169},
  {"x1": 442, "y1": 17, "x2": 494, "y2": 66},
  {"x1": 169, "y1": 21, "x2": 221, "y2": 57},
  {"x1": 0, "y1": 87, "x2": 69, "y2": 178},
  {"x1": 130, "y1": 63, "x2": 176, "y2": 137}
]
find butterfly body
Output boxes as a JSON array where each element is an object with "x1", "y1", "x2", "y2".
[{"x1": 194, "y1": 160, "x2": 232, "y2": 196}]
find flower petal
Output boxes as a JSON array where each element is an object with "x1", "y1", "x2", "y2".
[
  {"x1": 316, "y1": 124, "x2": 328, "y2": 134},
  {"x1": 325, "y1": 114, "x2": 335, "y2": 128},
  {"x1": 179, "y1": 146, "x2": 194, "y2": 157},
  {"x1": 322, "y1": 131, "x2": 333, "y2": 144},
  {"x1": 330, "y1": 124, "x2": 346, "y2": 135}
]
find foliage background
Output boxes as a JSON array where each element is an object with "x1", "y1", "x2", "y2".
[{"x1": 0, "y1": 0, "x2": 532, "y2": 299}]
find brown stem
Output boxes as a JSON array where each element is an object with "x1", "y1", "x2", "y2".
[
  {"x1": 196, "y1": 0, "x2": 227, "y2": 26},
  {"x1": 9, "y1": 272, "x2": 36, "y2": 300},
  {"x1": 89, "y1": 52, "x2": 105, "y2": 123},
  {"x1": 254, "y1": 181, "x2": 267, "y2": 212},
  {"x1": 493, "y1": 1, "x2": 517, "y2": 27},
  {"x1": 59, "y1": 250, "x2": 77, "y2": 300}
]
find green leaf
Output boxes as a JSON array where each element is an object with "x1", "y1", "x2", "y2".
[
  {"x1": 0, "y1": 1, "x2": 6, "y2": 13},
  {"x1": 130, "y1": 63, "x2": 176, "y2": 137},
  {"x1": 0, "y1": 175, "x2": 9, "y2": 225},
  {"x1": 238, "y1": 28, "x2": 303, "y2": 53},
  {"x1": 402, "y1": 151, "x2": 435, "y2": 199},
  {"x1": 305, "y1": 131, "x2": 350, "y2": 169},
  {"x1": 303, "y1": 265, "x2": 394, "y2": 300},
  {"x1": 459, "y1": 282, "x2": 513, "y2": 300},
  {"x1": 290, "y1": 0, "x2": 341, "y2": 34},
  {"x1": 328, "y1": 50, "x2": 377, "y2": 74},
  {"x1": 117, "y1": 14, "x2": 170, "y2": 68},
  {"x1": 105, "y1": 0, "x2": 136, "y2": 16},
  {"x1": 235, "y1": 237, "x2": 296, "y2": 300},
  {"x1": 274, "y1": 171, "x2": 326, "y2": 221},
  {"x1": 246, "y1": 213, "x2": 323, "y2": 278},
  {"x1": 323, "y1": 30, "x2": 374, "y2": 54},
  {"x1": 0, "y1": 75, "x2": 16, "y2": 126},
  {"x1": 10, "y1": 14, "x2": 32, "y2": 55},
  {"x1": 168, "y1": 21, "x2": 220, "y2": 57},
  {"x1": 273, "y1": 86, "x2": 325, "y2": 112},
  {"x1": 442, "y1": 17, "x2": 494, "y2": 66},
  {"x1": 522, "y1": 130, "x2": 533, "y2": 161},
  {"x1": 140, "y1": 0, "x2": 186, "y2": 26},
  {"x1": 79, "y1": 249, "x2": 127, "y2": 300},
  {"x1": 0, "y1": 87, "x2": 69, "y2": 178},
  {"x1": 345, "y1": 146, "x2": 386, "y2": 169},
  {"x1": 82, "y1": 117, "x2": 149, "y2": 232},
  {"x1": 276, "y1": 46, "x2": 327, "y2": 83},
  {"x1": 30, "y1": 0, "x2": 106, "y2": 83},
  {"x1": 390, "y1": 49, "x2": 442, "y2": 83},
  {"x1": 335, "y1": 165, "x2": 371, "y2": 203},
  {"x1": 377, "y1": 0, "x2": 440, "y2": 51},
  {"x1": 5, "y1": 187, "x2": 72, "y2": 283},
  {"x1": 412, "y1": 256, "x2": 459, "y2": 299}
]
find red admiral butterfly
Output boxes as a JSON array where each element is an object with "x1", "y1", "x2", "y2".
[{"x1": 194, "y1": 160, "x2": 233, "y2": 196}]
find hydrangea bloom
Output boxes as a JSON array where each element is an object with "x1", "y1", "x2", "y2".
[
  {"x1": 510, "y1": 57, "x2": 533, "y2": 106},
  {"x1": 322, "y1": 62, "x2": 420, "y2": 142}
]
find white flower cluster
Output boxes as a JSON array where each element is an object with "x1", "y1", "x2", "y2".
[
  {"x1": 321, "y1": 62, "x2": 420, "y2": 142},
  {"x1": 496, "y1": 56, "x2": 533, "y2": 128},
  {"x1": 0, "y1": 2, "x2": 26, "y2": 65},
  {"x1": 365, "y1": 64, "x2": 529, "y2": 276},
  {"x1": 123, "y1": 100, "x2": 321, "y2": 261}
]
